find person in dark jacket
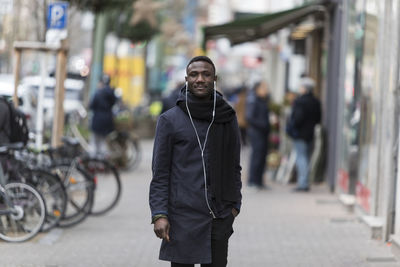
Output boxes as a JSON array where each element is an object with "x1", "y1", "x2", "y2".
[
  {"x1": 0, "y1": 97, "x2": 10, "y2": 144},
  {"x1": 161, "y1": 83, "x2": 183, "y2": 114},
  {"x1": 89, "y1": 74, "x2": 117, "y2": 156},
  {"x1": 289, "y1": 77, "x2": 321, "y2": 192},
  {"x1": 149, "y1": 56, "x2": 242, "y2": 267},
  {"x1": 245, "y1": 81, "x2": 270, "y2": 189}
]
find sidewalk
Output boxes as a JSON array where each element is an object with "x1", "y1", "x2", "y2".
[
  {"x1": 230, "y1": 145, "x2": 398, "y2": 266},
  {"x1": 230, "y1": 183, "x2": 398, "y2": 267},
  {"x1": 0, "y1": 139, "x2": 398, "y2": 267}
]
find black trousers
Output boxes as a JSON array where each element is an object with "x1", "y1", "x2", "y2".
[
  {"x1": 171, "y1": 214, "x2": 234, "y2": 267},
  {"x1": 248, "y1": 132, "x2": 268, "y2": 187}
]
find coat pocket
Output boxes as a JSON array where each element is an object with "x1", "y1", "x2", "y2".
[{"x1": 211, "y1": 214, "x2": 234, "y2": 241}]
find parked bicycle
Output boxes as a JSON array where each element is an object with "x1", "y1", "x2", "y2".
[
  {"x1": 51, "y1": 160, "x2": 95, "y2": 227},
  {"x1": 26, "y1": 136, "x2": 121, "y2": 219},
  {"x1": 1, "y1": 143, "x2": 67, "y2": 231},
  {"x1": 21, "y1": 143, "x2": 95, "y2": 228},
  {"x1": 50, "y1": 137, "x2": 121, "y2": 216},
  {"x1": 0, "y1": 145, "x2": 46, "y2": 242},
  {"x1": 66, "y1": 108, "x2": 141, "y2": 171}
]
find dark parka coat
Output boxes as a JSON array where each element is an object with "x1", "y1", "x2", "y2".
[
  {"x1": 290, "y1": 92, "x2": 321, "y2": 143},
  {"x1": 89, "y1": 85, "x2": 116, "y2": 136},
  {"x1": 245, "y1": 91, "x2": 270, "y2": 141},
  {"x1": 150, "y1": 94, "x2": 242, "y2": 264}
]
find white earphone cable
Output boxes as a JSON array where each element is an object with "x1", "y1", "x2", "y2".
[{"x1": 185, "y1": 81, "x2": 217, "y2": 218}]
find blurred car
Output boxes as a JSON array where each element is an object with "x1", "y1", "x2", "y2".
[
  {"x1": 0, "y1": 74, "x2": 15, "y2": 97},
  {"x1": 19, "y1": 75, "x2": 86, "y2": 127},
  {"x1": 0, "y1": 74, "x2": 86, "y2": 131}
]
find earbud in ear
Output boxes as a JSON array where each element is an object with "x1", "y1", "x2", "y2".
[
  {"x1": 214, "y1": 81, "x2": 216, "y2": 90},
  {"x1": 186, "y1": 81, "x2": 188, "y2": 90}
]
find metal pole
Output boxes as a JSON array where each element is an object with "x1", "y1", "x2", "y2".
[
  {"x1": 325, "y1": 0, "x2": 345, "y2": 193},
  {"x1": 89, "y1": 12, "x2": 108, "y2": 98},
  {"x1": 51, "y1": 48, "x2": 67, "y2": 147},
  {"x1": 12, "y1": 48, "x2": 21, "y2": 106},
  {"x1": 35, "y1": 53, "x2": 47, "y2": 149}
]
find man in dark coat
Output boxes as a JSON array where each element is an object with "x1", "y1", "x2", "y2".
[
  {"x1": 149, "y1": 56, "x2": 242, "y2": 266},
  {"x1": 161, "y1": 83, "x2": 183, "y2": 114},
  {"x1": 289, "y1": 77, "x2": 321, "y2": 191},
  {"x1": 245, "y1": 81, "x2": 270, "y2": 189},
  {"x1": 89, "y1": 74, "x2": 117, "y2": 156}
]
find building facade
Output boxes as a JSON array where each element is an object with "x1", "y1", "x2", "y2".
[{"x1": 335, "y1": 0, "x2": 400, "y2": 243}]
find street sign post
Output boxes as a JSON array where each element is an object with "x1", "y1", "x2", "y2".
[
  {"x1": 47, "y1": 2, "x2": 68, "y2": 29},
  {"x1": 46, "y1": 2, "x2": 69, "y2": 47}
]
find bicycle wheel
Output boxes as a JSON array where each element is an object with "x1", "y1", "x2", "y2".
[
  {"x1": 123, "y1": 137, "x2": 141, "y2": 171},
  {"x1": 108, "y1": 134, "x2": 141, "y2": 171},
  {"x1": 0, "y1": 182, "x2": 46, "y2": 242},
  {"x1": 80, "y1": 158, "x2": 121, "y2": 215},
  {"x1": 51, "y1": 163, "x2": 94, "y2": 227},
  {"x1": 26, "y1": 169, "x2": 67, "y2": 232}
]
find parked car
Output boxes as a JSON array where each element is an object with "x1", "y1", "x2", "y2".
[
  {"x1": 0, "y1": 74, "x2": 15, "y2": 97},
  {"x1": 19, "y1": 75, "x2": 86, "y2": 128},
  {"x1": 0, "y1": 74, "x2": 86, "y2": 131}
]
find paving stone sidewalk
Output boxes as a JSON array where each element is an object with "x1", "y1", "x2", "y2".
[{"x1": 0, "y1": 140, "x2": 398, "y2": 267}]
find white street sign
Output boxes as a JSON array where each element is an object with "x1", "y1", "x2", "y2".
[{"x1": 0, "y1": 0, "x2": 13, "y2": 15}]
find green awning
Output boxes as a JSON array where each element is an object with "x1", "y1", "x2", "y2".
[{"x1": 202, "y1": 1, "x2": 327, "y2": 48}]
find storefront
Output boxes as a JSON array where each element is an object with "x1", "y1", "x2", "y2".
[
  {"x1": 337, "y1": 0, "x2": 400, "y2": 241},
  {"x1": 337, "y1": 0, "x2": 364, "y2": 199},
  {"x1": 338, "y1": 0, "x2": 383, "y2": 215}
]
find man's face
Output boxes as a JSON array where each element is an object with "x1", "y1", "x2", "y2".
[
  {"x1": 299, "y1": 85, "x2": 307, "y2": 95},
  {"x1": 256, "y1": 81, "x2": 268, "y2": 98},
  {"x1": 185, "y1": 61, "x2": 216, "y2": 99}
]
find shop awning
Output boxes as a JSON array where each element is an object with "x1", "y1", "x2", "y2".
[{"x1": 202, "y1": 1, "x2": 328, "y2": 48}]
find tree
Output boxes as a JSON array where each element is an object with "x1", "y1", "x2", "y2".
[
  {"x1": 65, "y1": 0, "x2": 129, "y2": 13},
  {"x1": 66, "y1": 0, "x2": 160, "y2": 42},
  {"x1": 66, "y1": 0, "x2": 161, "y2": 95},
  {"x1": 109, "y1": 8, "x2": 159, "y2": 43}
]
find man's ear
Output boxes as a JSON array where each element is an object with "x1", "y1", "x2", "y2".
[
  {"x1": 214, "y1": 75, "x2": 218, "y2": 82},
  {"x1": 185, "y1": 76, "x2": 188, "y2": 82}
]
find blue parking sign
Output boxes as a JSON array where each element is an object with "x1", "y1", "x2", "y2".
[{"x1": 47, "y1": 2, "x2": 69, "y2": 29}]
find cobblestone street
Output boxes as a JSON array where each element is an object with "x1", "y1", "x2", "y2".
[{"x1": 0, "y1": 140, "x2": 399, "y2": 267}]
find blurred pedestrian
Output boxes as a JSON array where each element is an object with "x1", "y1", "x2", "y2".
[
  {"x1": 160, "y1": 83, "x2": 183, "y2": 114},
  {"x1": 89, "y1": 73, "x2": 117, "y2": 156},
  {"x1": 246, "y1": 81, "x2": 270, "y2": 189},
  {"x1": 161, "y1": 70, "x2": 186, "y2": 114},
  {"x1": 288, "y1": 77, "x2": 321, "y2": 192},
  {"x1": 149, "y1": 56, "x2": 242, "y2": 267},
  {"x1": 234, "y1": 86, "x2": 248, "y2": 146},
  {"x1": 0, "y1": 97, "x2": 10, "y2": 144}
]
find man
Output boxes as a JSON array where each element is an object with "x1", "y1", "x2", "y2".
[
  {"x1": 245, "y1": 81, "x2": 270, "y2": 189},
  {"x1": 161, "y1": 83, "x2": 183, "y2": 114},
  {"x1": 89, "y1": 74, "x2": 117, "y2": 156},
  {"x1": 149, "y1": 56, "x2": 242, "y2": 267},
  {"x1": 161, "y1": 69, "x2": 186, "y2": 114},
  {"x1": 289, "y1": 77, "x2": 321, "y2": 192},
  {"x1": 233, "y1": 86, "x2": 248, "y2": 146}
]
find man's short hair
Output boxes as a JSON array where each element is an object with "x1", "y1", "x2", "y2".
[
  {"x1": 300, "y1": 77, "x2": 315, "y2": 92},
  {"x1": 186, "y1": 56, "x2": 216, "y2": 75},
  {"x1": 101, "y1": 73, "x2": 111, "y2": 86}
]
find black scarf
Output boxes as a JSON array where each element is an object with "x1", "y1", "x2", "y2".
[{"x1": 177, "y1": 87, "x2": 238, "y2": 202}]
